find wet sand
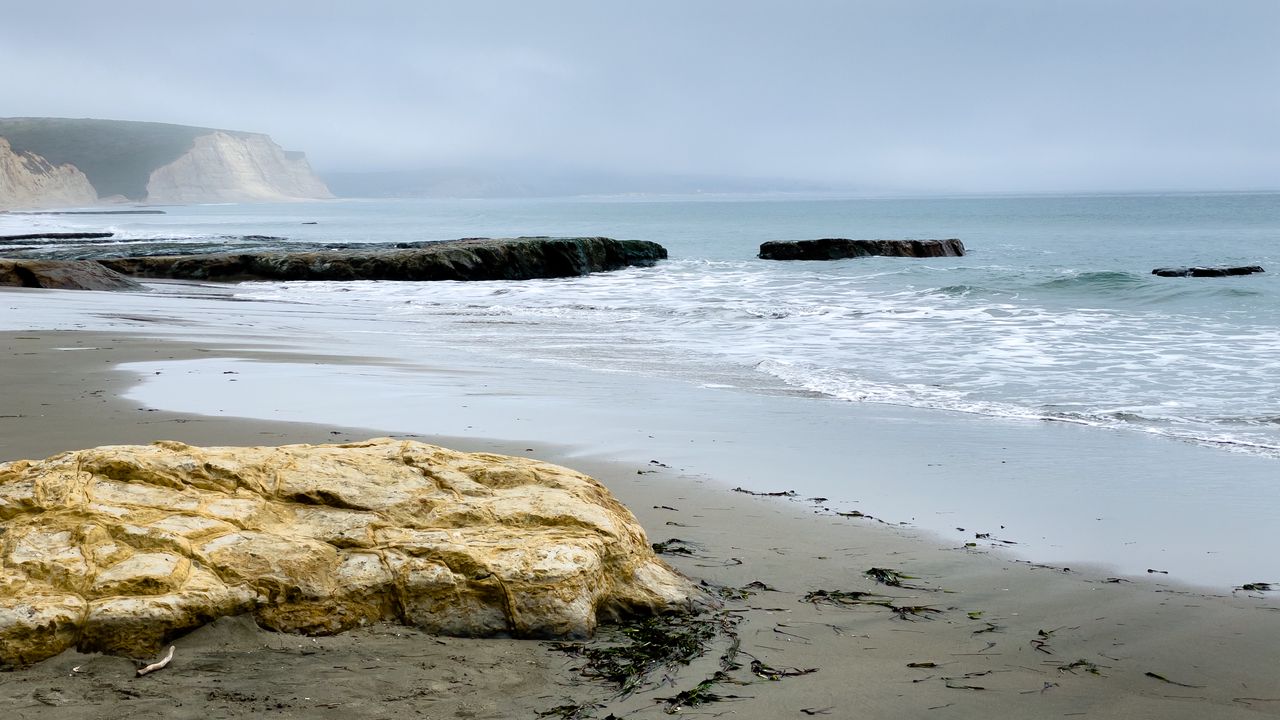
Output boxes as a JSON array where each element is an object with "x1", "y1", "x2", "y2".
[
  {"x1": 3, "y1": 331, "x2": 1280, "y2": 719},
  {"x1": 7, "y1": 282, "x2": 1279, "y2": 586}
]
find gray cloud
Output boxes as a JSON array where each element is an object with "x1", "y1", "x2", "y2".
[{"x1": 4, "y1": 0, "x2": 1277, "y2": 192}]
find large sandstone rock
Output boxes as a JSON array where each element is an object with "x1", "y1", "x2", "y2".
[
  {"x1": 0, "y1": 259, "x2": 142, "y2": 291},
  {"x1": 0, "y1": 439, "x2": 692, "y2": 667},
  {"x1": 758, "y1": 238, "x2": 966, "y2": 260},
  {"x1": 0, "y1": 138, "x2": 99, "y2": 210},
  {"x1": 99, "y1": 236, "x2": 668, "y2": 282}
]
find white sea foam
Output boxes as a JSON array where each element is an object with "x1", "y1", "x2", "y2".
[
  {"x1": 11, "y1": 193, "x2": 1278, "y2": 459},
  {"x1": 230, "y1": 249, "x2": 1280, "y2": 458}
]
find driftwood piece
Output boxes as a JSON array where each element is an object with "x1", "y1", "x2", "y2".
[{"x1": 136, "y1": 646, "x2": 175, "y2": 677}]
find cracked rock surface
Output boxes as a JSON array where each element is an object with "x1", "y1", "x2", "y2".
[{"x1": 0, "y1": 438, "x2": 691, "y2": 667}]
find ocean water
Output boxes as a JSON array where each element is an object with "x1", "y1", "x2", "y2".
[
  {"x1": 10, "y1": 192, "x2": 1277, "y2": 458},
  {"x1": 6, "y1": 192, "x2": 1280, "y2": 585}
]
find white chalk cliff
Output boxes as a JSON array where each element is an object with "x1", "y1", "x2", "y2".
[
  {"x1": 0, "y1": 138, "x2": 98, "y2": 209},
  {"x1": 145, "y1": 132, "x2": 333, "y2": 203}
]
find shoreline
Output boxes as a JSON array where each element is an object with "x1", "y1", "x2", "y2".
[
  {"x1": 115, "y1": 345, "x2": 1280, "y2": 589},
  {"x1": 3, "y1": 330, "x2": 1280, "y2": 718},
  {"x1": 5, "y1": 276, "x2": 1279, "y2": 589}
]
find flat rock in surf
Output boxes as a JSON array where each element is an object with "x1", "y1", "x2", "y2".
[
  {"x1": 0, "y1": 259, "x2": 141, "y2": 291},
  {"x1": 0, "y1": 231, "x2": 114, "y2": 241},
  {"x1": 7, "y1": 210, "x2": 166, "y2": 216},
  {"x1": 98, "y1": 236, "x2": 667, "y2": 282},
  {"x1": 1151, "y1": 265, "x2": 1265, "y2": 278},
  {"x1": 758, "y1": 238, "x2": 965, "y2": 260}
]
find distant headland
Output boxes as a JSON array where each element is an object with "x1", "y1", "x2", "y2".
[{"x1": 0, "y1": 117, "x2": 332, "y2": 209}]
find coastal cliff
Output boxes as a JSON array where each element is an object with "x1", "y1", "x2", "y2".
[
  {"x1": 0, "y1": 138, "x2": 98, "y2": 209},
  {"x1": 145, "y1": 131, "x2": 333, "y2": 203},
  {"x1": 0, "y1": 118, "x2": 331, "y2": 207}
]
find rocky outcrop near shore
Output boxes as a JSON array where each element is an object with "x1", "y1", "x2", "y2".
[
  {"x1": 1152, "y1": 265, "x2": 1265, "y2": 277},
  {"x1": 758, "y1": 238, "x2": 966, "y2": 260},
  {"x1": 0, "y1": 259, "x2": 142, "y2": 291},
  {"x1": 0, "y1": 438, "x2": 693, "y2": 667},
  {"x1": 0, "y1": 231, "x2": 114, "y2": 241},
  {"x1": 99, "y1": 236, "x2": 667, "y2": 282},
  {"x1": 145, "y1": 131, "x2": 333, "y2": 203},
  {"x1": 0, "y1": 138, "x2": 98, "y2": 210}
]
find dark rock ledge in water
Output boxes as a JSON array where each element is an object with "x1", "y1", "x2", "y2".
[
  {"x1": 97, "y1": 237, "x2": 668, "y2": 283},
  {"x1": 1151, "y1": 265, "x2": 1265, "y2": 278},
  {"x1": 0, "y1": 231, "x2": 115, "y2": 241},
  {"x1": 0, "y1": 259, "x2": 142, "y2": 291},
  {"x1": 758, "y1": 238, "x2": 965, "y2": 260}
]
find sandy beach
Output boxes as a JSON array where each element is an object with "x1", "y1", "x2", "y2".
[
  {"x1": 6, "y1": 0, "x2": 1280, "y2": 715},
  {"x1": 3, "y1": 328, "x2": 1279, "y2": 719}
]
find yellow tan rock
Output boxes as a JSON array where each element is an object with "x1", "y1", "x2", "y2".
[
  {"x1": 0, "y1": 439, "x2": 692, "y2": 667},
  {"x1": 89, "y1": 552, "x2": 190, "y2": 597},
  {"x1": 0, "y1": 584, "x2": 86, "y2": 665},
  {"x1": 81, "y1": 566, "x2": 256, "y2": 655}
]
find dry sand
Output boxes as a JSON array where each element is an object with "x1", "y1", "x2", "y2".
[{"x1": 2, "y1": 331, "x2": 1279, "y2": 719}]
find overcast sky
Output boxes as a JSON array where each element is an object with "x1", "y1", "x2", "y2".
[{"x1": 4, "y1": 1, "x2": 1278, "y2": 193}]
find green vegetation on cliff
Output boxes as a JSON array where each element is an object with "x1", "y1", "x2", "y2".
[{"x1": 0, "y1": 118, "x2": 247, "y2": 200}]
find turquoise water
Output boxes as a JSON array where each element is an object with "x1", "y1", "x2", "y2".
[{"x1": 8, "y1": 192, "x2": 1279, "y2": 457}]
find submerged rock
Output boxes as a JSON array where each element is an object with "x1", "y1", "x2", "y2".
[
  {"x1": 0, "y1": 439, "x2": 692, "y2": 667},
  {"x1": 0, "y1": 259, "x2": 141, "y2": 291},
  {"x1": 758, "y1": 238, "x2": 965, "y2": 260},
  {"x1": 1151, "y1": 265, "x2": 1265, "y2": 277},
  {"x1": 99, "y1": 236, "x2": 668, "y2": 282}
]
